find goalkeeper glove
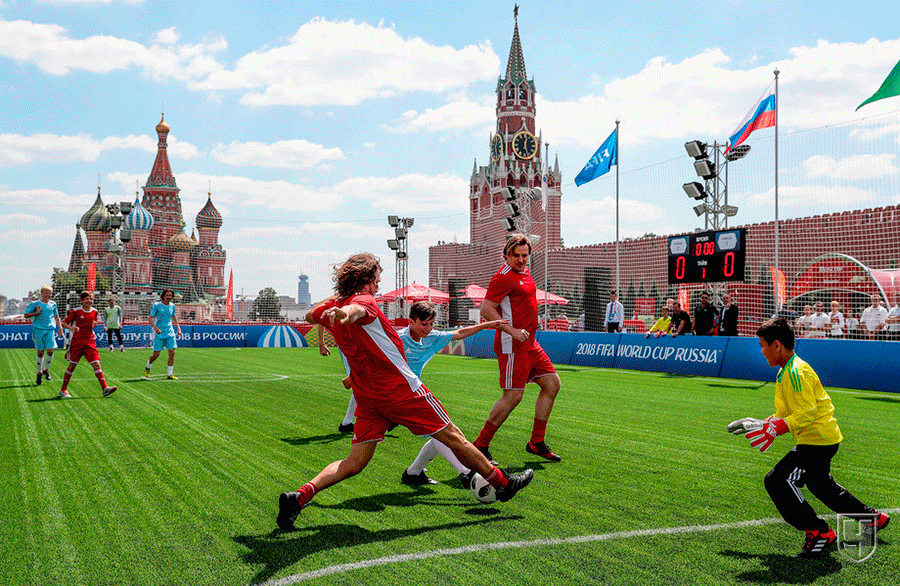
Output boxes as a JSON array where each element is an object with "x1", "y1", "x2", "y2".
[
  {"x1": 726, "y1": 417, "x2": 765, "y2": 435},
  {"x1": 745, "y1": 417, "x2": 789, "y2": 453}
]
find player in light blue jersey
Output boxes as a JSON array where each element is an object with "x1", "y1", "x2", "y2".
[
  {"x1": 23, "y1": 285, "x2": 64, "y2": 386},
  {"x1": 398, "y1": 301, "x2": 506, "y2": 487},
  {"x1": 142, "y1": 290, "x2": 182, "y2": 380}
]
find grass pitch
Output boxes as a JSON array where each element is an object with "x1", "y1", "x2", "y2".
[{"x1": 0, "y1": 347, "x2": 897, "y2": 586}]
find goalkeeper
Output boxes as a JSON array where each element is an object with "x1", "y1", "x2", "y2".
[{"x1": 727, "y1": 317, "x2": 889, "y2": 558}]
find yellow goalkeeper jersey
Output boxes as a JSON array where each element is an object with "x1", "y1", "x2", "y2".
[{"x1": 773, "y1": 354, "x2": 842, "y2": 445}]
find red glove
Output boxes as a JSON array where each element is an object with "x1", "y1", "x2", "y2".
[{"x1": 745, "y1": 417, "x2": 789, "y2": 453}]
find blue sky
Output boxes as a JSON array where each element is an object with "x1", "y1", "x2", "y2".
[{"x1": 2, "y1": 0, "x2": 900, "y2": 303}]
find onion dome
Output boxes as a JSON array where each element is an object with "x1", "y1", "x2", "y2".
[
  {"x1": 122, "y1": 196, "x2": 154, "y2": 231},
  {"x1": 156, "y1": 113, "x2": 170, "y2": 134},
  {"x1": 168, "y1": 223, "x2": 197, "y2": 252},
  {"x1": 81, "y1": 190, "x2": 111, "y2": 232},
  {"x1": 196, "y1": 193, "x2": 223, "y2": 229}
]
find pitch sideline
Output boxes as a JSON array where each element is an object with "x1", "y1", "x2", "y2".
[{"x1": 252, "y1": 509, "x2": 899, "y2": 585}]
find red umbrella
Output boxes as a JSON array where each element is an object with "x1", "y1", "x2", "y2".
[
  {"x1": 535, "y1": 288, "x2": 569, "y2": 305},
  {"x1": 464, "y1": 283, "x2": 488, "y2": 304},
  {"x1": 376, "y1": 282, "x2": 450, "y2": 303}
]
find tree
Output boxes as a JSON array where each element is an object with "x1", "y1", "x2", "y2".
[{"x1": 250, "y1": 287, "x2": 282, "y2": 321}]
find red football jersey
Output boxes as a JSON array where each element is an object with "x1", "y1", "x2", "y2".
[
  {"x1": 64, "y1": 308, "x2": 99, "y2": 346},
  {"x1": 485, "y1": 263, "x2": 539, "y2": 354},
  {"x1": 310, "y1": 294, "x2": 423, "y2": 398}
]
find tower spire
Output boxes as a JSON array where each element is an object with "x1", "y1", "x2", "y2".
[{"x1": 505, "y1": 5, "x2": 527, "y2": 83}]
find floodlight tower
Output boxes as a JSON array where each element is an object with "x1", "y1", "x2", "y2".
[
  {"x1": 386, "y1": 215, "x2": 414, "y2": 293},
  {"x1": 102, "y1": 199, "x2": 134, "y2": 295},
  {"x1": 683, "y1": 141, "x2": 749, "y2": 230}
]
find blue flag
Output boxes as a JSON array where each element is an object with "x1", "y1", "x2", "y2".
[{"x1": 575, "y1": 128, "x2": 617, "y2": 186}]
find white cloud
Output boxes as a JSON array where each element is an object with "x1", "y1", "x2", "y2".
[
  {"x1": 748, "y1": 184, "x2": 874, "y2": 208},
  {"x1": 192, "y1": 19, "x2": 500, "y2": 106},
  {"x1": 804, "y1": 154, "x2": 900, "y2": 180},
  {"x1": 387, "y1": 93, "x2": 494, "y2": 133},
  {"x1": 154, "y1": 27, "x2": 179, "y2": 45},
  {"x1": 334, "y1": 173, "x2": 470, "y2": 213},
  {"x1": 0, "y1": 132, "x2": 198, "y2": 166},
  {"x1": 0, "y1": 213, "x2": 46, "y2": 225},
  {"x1": 210, "y1": 139, "x2": 344, "y2": 169}
]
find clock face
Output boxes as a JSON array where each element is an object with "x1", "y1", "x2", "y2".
[
  {"x1": 512, "y1": 131, "x2": 537, "y2": 160},
  {"x1": 491, "y1": 134, "x2": 503, "y2": 162}
]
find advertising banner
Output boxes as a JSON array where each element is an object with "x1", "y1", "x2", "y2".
[
  {"x1": 612, "y1": 333, "x2": 728, "y2": 377},
  {"x1": 569, "y1": 332, "x2": 618, "y2": 368}
]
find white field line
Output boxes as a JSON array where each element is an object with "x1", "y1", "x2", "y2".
[{"x1": 252, "y1": 509, "x2": 898, "y2": 586}]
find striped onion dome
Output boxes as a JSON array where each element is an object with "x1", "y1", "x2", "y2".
[
  {"x1": 122, "y1": 196, "x2": 154, "y2": 231},
  {"x1": 196, "y1": 193, "x2": 222, "y2": 229},
  {"x1": 168, "y1": 224, "x2": 197, "y2": 252},
  {"x1": 80, "y1": 192, "x2": 111, "y2": 232}
]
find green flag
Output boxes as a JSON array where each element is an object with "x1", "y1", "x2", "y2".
[{"x1": 857, "y1": 58, "x2": 900, "y2": 111}]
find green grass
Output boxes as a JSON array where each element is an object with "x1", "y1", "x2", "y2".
[{"x1": 1, "y1": 347, "x2": 897, "y2": 586}]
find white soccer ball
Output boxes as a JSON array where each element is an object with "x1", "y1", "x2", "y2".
[{"x1": 470, "y1": 473, "x2": 497, "y2": 504}]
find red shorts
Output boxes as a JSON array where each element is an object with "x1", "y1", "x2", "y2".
[
  {"x1": 351, "y1": 383, "x2": 451, "y2": 445},
  {"x1": 498, "y1": 347, "x2": 557, "y2": 390},
  {"x1": 68, "y1": 342, "x2": 100, "y2": 364}
]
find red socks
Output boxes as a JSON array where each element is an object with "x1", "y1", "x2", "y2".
[
  {"x1": 531, "y1": 418, "x2": 548, "y2": 443},
  {"x1": 296, "y1": 482, "x2": 318, "y2": 506},
  {"x1": 475, "y1": 421, "x2": 499, "y2": 448},
  {"x1": 484, "y1": 467, "x2": 508, "y2": 489},
  {"x1": 94, "y1": 367, "x2": 107, "y2": 389}
]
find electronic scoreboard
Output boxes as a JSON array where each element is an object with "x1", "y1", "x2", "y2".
[{"x1": 667, "y1": 228, "x2": 746, "y2": 284}]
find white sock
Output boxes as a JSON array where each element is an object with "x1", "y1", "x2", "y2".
[
  {"x1": 145, "y1": 361, "x2": 152, "y2": 370},
  {"x1": 44, "y1": 353, "x2": 53, "y2": 370},
  {"x1": 167, "y1": 366, "x2": 174, "y2": 376},
  {"x1": 37, "y1": 356, "x2": 43, "y2": 374},
  {"x1": 433, "y1": 439, "x2": 471, "y2": 475},
  {"x1": 341, "y1": 394, "x2": 356, "y2": 426},
  {"x1": 406, "y1": 439, "x2": 440, "y2": 475}
]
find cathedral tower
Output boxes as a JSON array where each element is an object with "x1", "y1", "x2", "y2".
[{"x1": 142, "y1": 114, "x2": 183, "y2": 289}]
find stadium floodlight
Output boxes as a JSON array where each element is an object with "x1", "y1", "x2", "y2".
[
  {"x1": 685, "y1": 141, "x2": 708, "y2": 159},
  {"x1": 394, "y1": 228, "x2": 407, "y2": 240},
  {"x1": 109, "y1": 215, "x2": 122, "y2": 229},
  {"x1": 504, "y1": 187, "x2": 517, "y2": 201},
  {"x1": 387, "y1": 239, "x2": 399, "y2": 250},
  {"x1": 725, "y1": 144, "x2": 751, "y2": 162},
  {"x1": 694, "y1": 159, "x2": 716, "y2": 179},
  {"x1": 502, "y1": 217, "x2": 516, "y2": 231},
  {"x1": 682, "y1": 182, "x2": 706, "y2": 200},
  {"x1": 529, "y1": 187, "x2": 542, "y2": 201},
  {"x1": 119, "y1": 201, "x2": 132, "y2": 215},
  {"x1": 505, "y1": 202, "x2": 520, "y2": 217},
  {"x1": 387, "y1": 215, "x2": 399, "y2": 227},
  {"x1": 693, "y1": 203, "x2": 707, "y2": 217},
  {"x1": 723, "y1": 204, "x2": 739, "y2": 217},
  {"x1": 119, "y1": 229, "x2": 132, "y2": 243}
]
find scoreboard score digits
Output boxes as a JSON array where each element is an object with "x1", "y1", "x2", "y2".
[{"x1": 667, "y1": 228, "x2": 747, "y2": 284}]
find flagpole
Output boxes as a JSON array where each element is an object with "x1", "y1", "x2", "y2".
[
  {"x1": 615, "y1": 119, "x2": 620, "y2": 293},
  {"x1": 774, "y1": 69, "x2": 780, "y2": 284},
  {"x1": 543, "y1": 142, "x2": 549, "y2": 328}
]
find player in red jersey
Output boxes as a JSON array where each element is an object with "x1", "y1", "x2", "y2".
[
  {"x1": 58, "y1": 292, "x2": 117, "y2": 399},
  {"x1": 276, "y1": 253, "x2": 534, "y2": 531},
  {"x1": 474, "y1": 234, "x2": 563, "y2": 464}
]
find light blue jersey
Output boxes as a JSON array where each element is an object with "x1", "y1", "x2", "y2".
[
  {"x1": 397, "y1": 327, "x2": 455, "y2": 378},
  {"x1": 26, "y1": 300, "x2": 59, "y2": 330},
  {"x1": 150, "y1": 301, "x2": 177, "y2": 338}
]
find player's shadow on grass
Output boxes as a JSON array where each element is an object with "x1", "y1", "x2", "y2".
[
  {"x1": 0, "y1": 383, "x2": 36, "y2": 390},
  {"x1": 856, "y1": 395, "x2": 900, "y2": 404},
  {"x1": 281, "y1": 433, "x2": 348, "y2": 446},
  {"x1": 720, "y1": 549, "x2": 842, "y2": 583},
  {"x1": 705, "y1": 381, "x2": 769, "y2": 390},
  {"x1": 235, "y1": 515, "x2": 519, "y2": 585},
  {"x1": 311, "y1": 488, "x2": 477, "y2": 513}
]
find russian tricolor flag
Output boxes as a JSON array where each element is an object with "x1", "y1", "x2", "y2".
[{"x1": 726, "y1": 81, "x2": 776, "y2": 153}]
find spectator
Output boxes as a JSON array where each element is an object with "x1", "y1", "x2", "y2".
[
  {"x1": 577, "y1": 312, "x2": 585, "y2": 332},
  {"x1": 645, "y1": 306, "x2": 672, "y2": 338},
  {"x1": 827, "y1": 301, "x2": 845, "y2": 339},
  {"x1": 860, "y1": 294, "x2": 888, "y2": 340},
  {"x1": 603, "y1": 290, "x2": 624, "y2": 333},
  {"x1": 719, "y1": 293, "x2": 739, "y2": 336},
  {"x1": 665, "y1": 298, "x2": 675, "y2": 311},
  {"x1": 845, "y1": 311, "x2": 860, "y2": 340},
  {"x1": 795, "y1": 305, "x2": 813, "y2": 338},
  {"x1": 692, "y1": 291, "x2": 718, "y2": 336},
  {"x1": 669, "y1": 301, "x2": 692, "y2": 337},
  {"x1": 807, "y1": 302, "x2": 829, "y2": 339},
  {"x1": 557, "y1": 313, "x2": 570, "y2": 332},
  {"x1": 885, "y1": 301, "x2": 900, "y2": 341}
]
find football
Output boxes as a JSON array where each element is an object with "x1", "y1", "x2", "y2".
[{"x1": 470, "y1": 473, "x2": 497, "y2": 504}]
